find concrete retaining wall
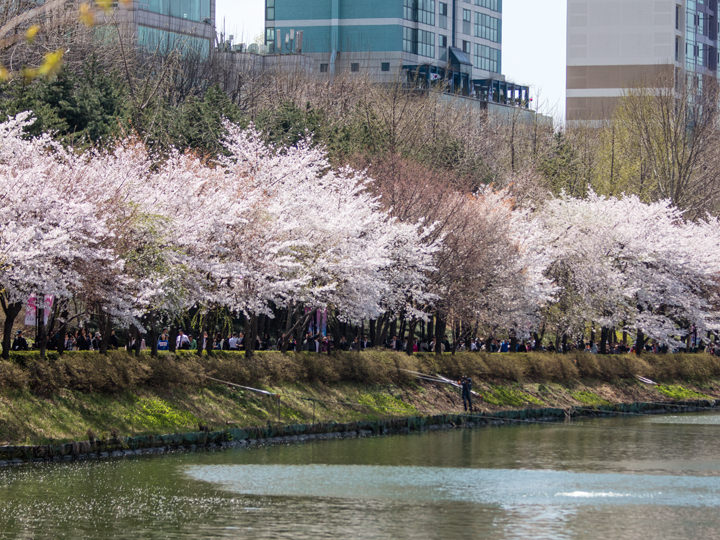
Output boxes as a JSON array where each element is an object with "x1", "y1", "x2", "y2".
[{"x1": 0, "y1": 400, "x2": 716, "y2": 467}]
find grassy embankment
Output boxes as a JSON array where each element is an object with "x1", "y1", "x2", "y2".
[{"x1": 1, "y1": 350, "x2": 719, "y2": 445}]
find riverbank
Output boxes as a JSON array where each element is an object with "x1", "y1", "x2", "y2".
[
  {"x1": 1, "y1": 399, "x2": 717, "y2": 466},
  {"x1": 1, "y1": 350, "x2": 720, "y2": 447}
]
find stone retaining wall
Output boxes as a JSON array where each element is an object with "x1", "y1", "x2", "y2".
[{"x1": 0, "y1": 400, "x2": 716, "y2": 467}]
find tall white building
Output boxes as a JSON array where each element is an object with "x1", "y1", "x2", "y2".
[{"x1": 566, "y1": 0, "x2": 718, "y2": 126}]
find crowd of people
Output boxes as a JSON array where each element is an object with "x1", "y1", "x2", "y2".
[{"x1": 10, "y1": 326, "x2": 720, "y2": 356}]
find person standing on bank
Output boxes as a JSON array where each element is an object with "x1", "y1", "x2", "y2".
[{"x1": 460, "y1": 376, "x2": 473, "y2": 412}]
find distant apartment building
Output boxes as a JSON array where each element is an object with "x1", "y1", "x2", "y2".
[
  {"x1": 130, "y1": 0, "x2": 216, "y2": 56},
  {"x1": 263, "y1": 0, "x2": 531, "y2": 107},
  {"x1": 33, "y1": 0, "x2": 216, "y2": 56},
  {"x1": 567, "y1": 0, "x2": 718, "y2": 126}
]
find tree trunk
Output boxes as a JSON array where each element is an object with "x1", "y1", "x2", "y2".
[
  {"x1": 406, "y1": 319, "x2": 417, "y2": 356},
  {"x1": 635, "y1": 330, "x2": 645, "y2": 355},
  {"x1": 599, "y1": 327, "x2": 608, "y2": 354},
  {"x1": 0, "y1": 299, "x2": 22, "y2": 360},
  {"x1": 280, "y1": 307, "x2": 292, "y2": 353},
  {"x1": 37, "y1": 298, "x2": 47, "y2": 360},
  {"x1": 169, "y1": 326, "x2": 178, "y2": 353},
  {"x1": 451, "y1": 321, "x2": 460, "y2": 355},
  {"x1": 99, "y1": 310, "x2": 113, "y2": 355},
  {"x1": 245, "y1": 314, "x2": 258, "y2": 359},
  {"x1": 389, "y1": 319, "x2": 397, "y2": 344},
  {"x1": 434, "y1": 311, "x2": 446, "y2": 356},
  {"x1": 147, "y1": 324, "x2": 158, "y2": 358},
  {"x1": 130, "y1": 326, "x2": 142, "y2": 357}
]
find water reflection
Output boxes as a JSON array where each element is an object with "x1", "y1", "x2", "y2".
[{"x1": 0, "y1": 412, "x2": 719, "y2": 539}]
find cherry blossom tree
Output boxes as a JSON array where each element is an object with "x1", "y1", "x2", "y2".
[
  {"x1": 211, "y1": 125, "x2": 439, "y2": 355},
  {"x1": 0, "y1": 112, "x2": 117, "y2": 357},
  {"x1": 540, "y1": 191, "x2": 720, "y2": 350}
]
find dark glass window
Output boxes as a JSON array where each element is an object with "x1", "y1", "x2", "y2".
[
  {"x1": 403, "y1": 27, "x2": 434, "y2": 58},
  {"x1": 474, "y1": 0, "x2": 500, "y2": 12},
  {"x1": 351, "y1": 62, "x2": 360, "y2": 72},
  {"x1": 381, "y1": 62, "x2": 390, "y2": 71},
  {"x1": 473, "y1": 43, "x2": 501, "y2": 72},
  {"x1": 404, "y1": 0, "x2": 435, "y2": 25},
  {"x1": 474, "y1": 12, "x2": 500, "y2": 42},
  {"x1": 403, "y1": 26, "x2": 417, "y2": 54},
  {"x1": 462, "y1": 9, "x2": 471, "y2": 34}
]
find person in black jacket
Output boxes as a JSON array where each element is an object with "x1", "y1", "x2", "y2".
[
  {"x1": 12, "y1": 331, "x2": 28, "y2": 351},
  {"x1": 76, "y1": 329, "x2": 91, "y2": 350},
  {"x1": 460, "y1": 376, "x2": 473, "y2": 412}
]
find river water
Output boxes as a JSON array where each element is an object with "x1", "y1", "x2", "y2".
[{"x1": 1, "y1": 412, "x2": 720, "y2": 539}]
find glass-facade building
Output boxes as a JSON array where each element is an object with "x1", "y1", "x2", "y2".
[
  {"x1": 35, "y1": 0, "x2": 215, "y2": 57},
  {"x1": 683, "y1": 0, "x2": 718, "y2": 83},
  {"x1": 265, "y1": 0, "x2": 504, "y2": 82},
  {"x1": 138, "y1": 0, "x2": 212, "y2": 23},
  {"x1": 134, "y1": 0, "x2": 215, "y2": 57}
]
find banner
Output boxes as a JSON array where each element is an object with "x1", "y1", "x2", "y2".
[{"x1": 24, "y1": 295, "x2": 54, "y2": 326}]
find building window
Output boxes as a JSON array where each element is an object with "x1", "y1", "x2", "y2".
[
  {"x1": 473, "y1": 43, "x2": 501, "y2": 73},
  {"x1": 404, "y1": 27, "x2": 435, "y2": 57},
  {"x1": 419, "y1": 0, "x2": 435, "y2": 25},
  {"x1": 474, "y1": 0, "x2": 500, "y2": 12},
  {"x1": 438, "y1": 34, "x2": 447, "y2": 61},
  {"x1": 439, "y1": 2, "x2": 448, "y2": 29},
  {"x1": 403, "y1": 0, "x2": 435, "y2": 25},
  {"x1": 351, "y1": 62, "x2": 360, "y2": 72},
  {"x1": 463, "y1": 9, "x2": 471, "y2": 34},
  {"x1": 462, "y1": 40, "x2": 471, "y2": 53},
  {"x1": 418, "y1": 30, "x2": 435, "y2": 57},
  {"x1": 266, "y1": 0, "x2": 275, "y2": 20},
  {"x1": 381, "y1": 62, "x2": 390, "y2": 71},
  {"x1": 403, "y1": 26, "x2": 417, "y2": 54},
  {"x1": 265, "y1": 27, "x2": 275, "y2": 51},
  {"x1": 320, "y1": 63, "x2": 328, "y2": 72},
  {"x1": 675, "y1": 4, "x2": 680, "y2": 30},
  {"x1": 474, "y1": 12, "x2": 500, "y2": 42}
]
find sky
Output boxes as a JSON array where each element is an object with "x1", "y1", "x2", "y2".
[{"x1": 216, "y1": 0, "x2": 567, "y2": 123}]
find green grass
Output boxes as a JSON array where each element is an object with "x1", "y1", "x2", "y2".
[
  {"x1": 570, "y1": 390, "x2": 611, "y2": 406},
  {"x1": 123, "y1": 397, "x2": 200, "y2": 432},
  {"x1": 479, "y1": 385, "x2": 544, "y2": 407},
  {"x1": 357, "y1": 392, "x2": 418, "y2": 418},
  {"x1": 655, "y1": 384, "x2": 712, "y2": 400}
]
